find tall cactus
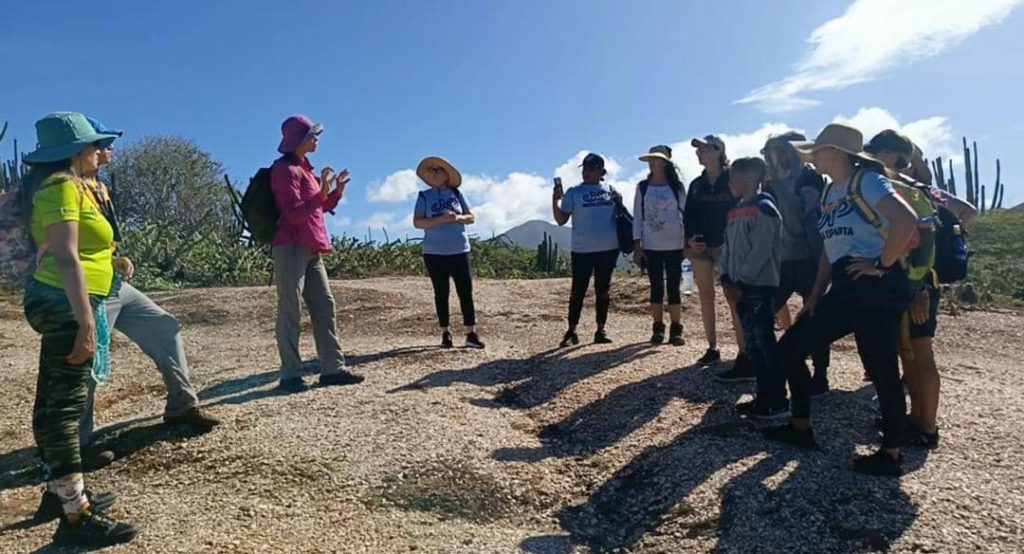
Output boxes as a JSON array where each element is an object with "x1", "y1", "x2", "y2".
[
  {"x1": 536, "y1": 232, "x2": 559, "y2": 273},
  {"x1": 963, "y1": 137, "x2": 975, "y2": 205},
  {"x1": 973, "y1": 141, "x2": 981, "y2": 207},
  {"x1": 991, "y1": 159, "x2": 1003, "y2": 211}
]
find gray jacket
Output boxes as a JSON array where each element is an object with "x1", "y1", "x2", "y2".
[
  {"x1": 765, "y1": 138, "x2": 824, "y2": 262},
  {"x1": 720, "y1": 192, "x2": 782, "y2": 289}
]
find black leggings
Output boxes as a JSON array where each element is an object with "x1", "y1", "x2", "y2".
[
  {"x1": 779, "y1": 261, "x2": 910, "y2": 448},
  {"x1": 568, "y1": 249, "x2": 619, "y2": 327},
  {"x1": 645, "y1": 249, "x2": 683, "y2": 305},
  {"x1": 423, "y1": 253, "x2": 476, "y2": 328}
]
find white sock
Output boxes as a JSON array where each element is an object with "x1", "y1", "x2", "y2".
[{"x1": 52, "y1": 474, "x2": 87, "y2": 516}]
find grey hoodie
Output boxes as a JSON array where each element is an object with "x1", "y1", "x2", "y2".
[
  {"x1": 720, "y1": 192, "x2": 782, "y2": 289},
  {"x1": 764, "y1": 138, "x2": 825, "y2": 262}
]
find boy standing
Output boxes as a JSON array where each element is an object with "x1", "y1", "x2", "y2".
[{"x1": 719, "y1": 157, "x2": 788, "y2": 419}]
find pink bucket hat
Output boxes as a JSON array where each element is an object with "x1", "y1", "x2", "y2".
[{"x1": 277, "y1": 115, "x2": 324, "y2": 154}]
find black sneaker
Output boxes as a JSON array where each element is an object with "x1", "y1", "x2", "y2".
[
  {"x1": 318, "y1": 371, "x2": 365, "y2": 388},
  {"x1": 275, "y1": 377, "x2": 310, "y2": 394},
  {"x1": 83, "y1": 448, "x2": 115, "y2": 471},
  {"x1": 33, "y1": 489, "x2": 117, "y2": 523},
  {"x1": 669, "y1": 323, "x2": 685, "y2": 346},
  {"x1": 593, "y1": 330, "x2": 613, "y2": 344},
  {"x1": 52, "y1": 510, "x2": 137, "y2": 547},
  {"x1": 697, "y1": 348, "x2": 721, "y2": 365},
  {"x1": 441, "y1": 331, "x2": 453, "y2": 349},
  {"x1": 650, "y1": 322, "x2": 666, "y2": 344},
  {"x1": 465, "y1": 333, "x2": 485, "y2": 349},
  {"x1": 559, "y1": 330, "x2": 579, "y2": 348},
  {"x1": 850, "y1": 449, "x2": 903, "y2": 477},
  {"x1": 714, "y1": 356, "x2": 756, "y2": 383},
  {"x1": 763, "y1": 423, "x2": 817, "y2": 450},
  {"x1": 810, "y1": 379, "x2": 831, "y2": 398},
  {"x1": 905, "y1": 421, "x2": 940, "y2": 450},
  {"x1": 750, "y1": 401, "x2": 791, "y2": 421}
]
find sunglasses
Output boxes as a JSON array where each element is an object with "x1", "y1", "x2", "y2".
[{"x1": 426, "y1": 166, "x2": 447, "y2": 174}]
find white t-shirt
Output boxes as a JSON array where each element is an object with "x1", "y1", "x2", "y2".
[{"x1": 632, "y1": 183, "x2": 685, "y2": 251}]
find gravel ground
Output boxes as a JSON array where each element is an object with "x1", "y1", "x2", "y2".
[{"x1": 1, "y1": 276, "x2": 1022, "y2": 553}]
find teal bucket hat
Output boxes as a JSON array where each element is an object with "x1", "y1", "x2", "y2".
[{"x1": 23, "y1": 112, "x2": 121, "y2": 164}]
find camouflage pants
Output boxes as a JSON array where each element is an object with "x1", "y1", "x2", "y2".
[{"x1": 24, "y1": 279, "x2": 98, "y2": 480}]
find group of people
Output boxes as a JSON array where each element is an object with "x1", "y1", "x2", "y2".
[
  {"x1": 548, "y1": 124, "x2": 975, "y2": 479},
  {"x1": 13, "y1": 110, "x2": 975, "y2": 547}
]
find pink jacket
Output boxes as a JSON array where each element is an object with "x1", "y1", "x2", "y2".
[{"x1": 270, "y1": 155, "x2": 342, "y2": 253}]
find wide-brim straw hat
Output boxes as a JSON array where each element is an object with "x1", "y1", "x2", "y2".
[
  {"x1": 416, "y1": 156, "x2": 463, "y2": 188},
  {"x1": 24, "y1": 112, "x2": 121, "y2": 164},
  {"x1": 639, "y1": 144, "x2": 673, "y2": 163},
  {"x1": 790, "y1": 123, "x2": 878, "y2": 164}
]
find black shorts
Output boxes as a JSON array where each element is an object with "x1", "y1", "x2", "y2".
[
  {"x1": 908, "y1": 286, "x2": 940, "y2": 339},
  {"x1": 774, "y1": 258, "x2": 818, "y2": 308}
]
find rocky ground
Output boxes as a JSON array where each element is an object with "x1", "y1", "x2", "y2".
[{"x1": 1, "y1": 276, "x2": 1022, "y2": 553}]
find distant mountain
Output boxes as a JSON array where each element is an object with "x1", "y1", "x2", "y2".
[{"x1": 497, "y1": 220, "x2": 571, "y2": 250}]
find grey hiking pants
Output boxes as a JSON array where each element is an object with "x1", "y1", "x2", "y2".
[
  {"x1": 80, "y1": 281, "x2": 199, "y2": 445},
  {"x1": 273, "y1": 245, "x2": 347, "y2": 380}
]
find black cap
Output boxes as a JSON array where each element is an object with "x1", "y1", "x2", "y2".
[
  {"x1": 865, "y1": 130, "x2": 913, "y2": 157},
  {"x1": 580, "y1": 152, "x2": 606, "y2": 169}
]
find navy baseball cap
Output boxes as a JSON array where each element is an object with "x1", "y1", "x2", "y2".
[{"x1": 580, "y1": 153, "x2": 606, "y2": 169}]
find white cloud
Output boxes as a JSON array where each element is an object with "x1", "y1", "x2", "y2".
[
  {"x1": 737, "y1": 0, "x2": 1020, "y2": 112},
  {"x1": 831, "y1": 107, "x2": 954, "y2": 159},
  {"x1": 668, "y1": 123, "x2": 801, "y2": 185},
  {"x1": 356, "y1": 211, "x2": 415, "y2": 241},
  {"x1": 366, "y1": 169, "x2": 420, "y2": 203}
]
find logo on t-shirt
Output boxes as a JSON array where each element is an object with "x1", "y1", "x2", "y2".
[
  {"x1": 430, "y1": 196, "x2": 461, "y2": 216},
  {"x1": 581, "y1": 189, "x2": 612, "y2": 208},
  {"x1": 819, "y1": 198, "x2": 855, "y2": 239}
]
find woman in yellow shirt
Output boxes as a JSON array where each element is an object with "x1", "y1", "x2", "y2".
[{"x1": 21, "y1": 112, "x2": 137, "y2": 547}]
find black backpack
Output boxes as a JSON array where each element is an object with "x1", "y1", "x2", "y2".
[
  {"x1": 611, "y1": 187, "x2": 634, "y2": 255},
  {"x1": 931, "y1": 195, "x2": 970, "y2": 284},
  {"x1": 241, "y1": 167, "x2": 279, "y2": 246}
]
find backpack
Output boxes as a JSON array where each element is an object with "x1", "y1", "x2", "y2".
[
  {"x1": 612, "y1": 188, "x2": 634, "y2": 255},
  {"x1": 929, "y1": 190, "x2": 970, "y2": 284},
  {"x1": 827, "y1": 170, "x2": 938, "y2": 289},
  {"x1": 0, "y1": 185, "x2": 36, "y2": 287},
  {"x1": 240, "y1": 167, "x2": 279, "y2": 245}
]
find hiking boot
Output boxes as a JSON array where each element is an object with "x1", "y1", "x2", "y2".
[
  {"x1": 318, "y1": 370, "x2": 365, "y2": 388},
  {"x1": 34, "y1": 489, "x2": 117, "y2": 523},
  {"x1": 714, "y1": 355, "x2": 756, "y2": 383},
  {"x1": 441, "y1": 331, "x2": 453, "y2": 349},
  {"x1": 275, "y1": 377, "x2": 310, "y2": 394},
  {"x1": 164, "y1": 407, "x2": 220, "y2": 429},
  {"x1": 559, "y1": 330, "x2": 579, "y2": 348},
  {"x1": 52, "y1": 509, "x2": 138, "y2": 547},
  {"x1": 763, "y1": 423, "x2": 817, "y2": 450},
  {"x1": 697, "y1": 348, "x2": 721, "y2": 365},
  {"x1": 850, "y1": 449, "x2": 903, "y2": 477},
  {"x1": 669, "y1": 323, "x2": 685, "y2": 346},
  {"x1": 650, "y1": 322, "x2": 666, "y2": 344},
  {"x1": 810, "y1": 379, "x2": 831, "y2": 399},
  {"x1": 465, "y1": 333, "x2": 485, "y2": 349},
  {"x1": 593, "y1": 330, "x2": 613, "y2": 344},
  {"x1": 83, "y1": 448, "x2": 115, "y2": 471}
]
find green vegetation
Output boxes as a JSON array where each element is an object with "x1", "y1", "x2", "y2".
[{"x1": 964, "y1": 208, "x2": 1024, "y2": 308}]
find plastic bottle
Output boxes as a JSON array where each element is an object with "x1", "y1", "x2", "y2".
[
  {"x1": 91, "y1": 303, "x2": 112, "y2": 386},
  {"x1": 682, "y1": 259, "x2": 695, "y2": 296}
]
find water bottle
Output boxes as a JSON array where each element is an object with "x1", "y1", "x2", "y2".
[
  {"x1": 682, "y1": 259, "x2": 695, "y2": 296},
  {"x1": 91, "y1": 303, "x2": 112, "y2": 386}
]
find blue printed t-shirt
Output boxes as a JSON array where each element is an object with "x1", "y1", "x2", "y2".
[
  {"x1": 818, "y1": 170, "x2": 895, "y2": 264},
  {"x1": 415, "y1": 186, "x2": 471, "y2": 255},
  {"x1": 560, "y1": 183, "x2": 619, "y2": 253}
]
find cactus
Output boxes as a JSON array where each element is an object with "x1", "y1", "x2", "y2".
[
  {"x1": 963, "y1": 137, "x2": 974, "y2": 205},
  {"x1": 973, "y1": 141, "x2": 980, "y2": 207},
  {"x1": 948, "y1": 158, "x2": 957, "y2": 197},
  {"x1": 536, "y1": 232, "x2": 559, "y2": 273},
  {"x1": 991, "y1": 159, "x2": 1003, "y2": 211}
]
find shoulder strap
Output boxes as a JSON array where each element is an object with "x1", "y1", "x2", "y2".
[
  {"x1": 452, "y1": 187, "x2": 470, "y2": 214},
  {"x1": 639, "y1": 180, "x2": 648, "y2": 220},
  {"x1": 847, "y1": 170, "x2": 888, "y2": 240}
]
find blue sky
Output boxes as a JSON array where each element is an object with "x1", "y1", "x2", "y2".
[{"x1": 3, "y1": 0, "x2": 1022, "y2": 240}]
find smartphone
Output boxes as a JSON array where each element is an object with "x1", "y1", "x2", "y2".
[{"x1": 554, "y1": 177, "x2": 563, "y2": 190}]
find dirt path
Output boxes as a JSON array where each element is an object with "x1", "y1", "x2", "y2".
[{"x1": 1, "y1": 276, "x2": 1022, "y2": 553}]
